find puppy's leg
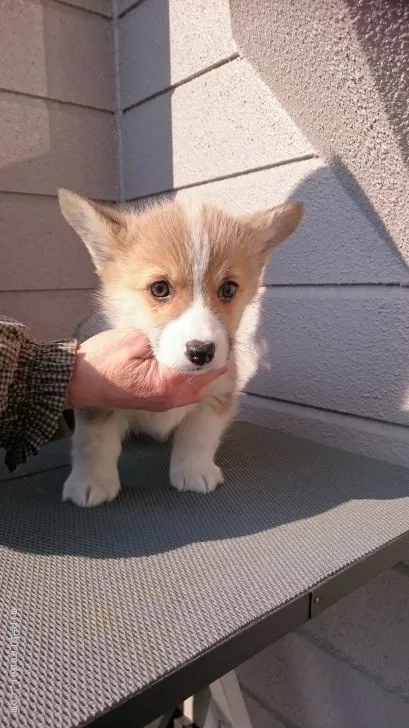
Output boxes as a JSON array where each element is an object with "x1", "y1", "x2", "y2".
[
  {"x1": 170, "y1": 395, "x2": 235, "y2": 494},
  {"x1": 63, "y1": 409, "x2": 127, "y2": 507}
]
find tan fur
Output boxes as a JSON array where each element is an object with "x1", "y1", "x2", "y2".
[
  {"x1": 103, "y1": 202, "x2": 195, "y2": 333},
  {"x1": 200, "y1": 205, "x2": 264, "y2": 341},
  {"x1": 60, "y1": 196, "x2": 302, "y2": 348}
]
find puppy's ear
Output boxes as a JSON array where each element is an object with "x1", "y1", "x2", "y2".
[
  {"x1": 58, "y1": 189, "x2": 127, "y2": 272},
  {"x1": 243, "y1": 202, "x2": 304, "y2": 263}
]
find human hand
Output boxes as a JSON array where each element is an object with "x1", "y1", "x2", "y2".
[{"x1": 66, "y1": 328, "x2": 227, "y2": 411}]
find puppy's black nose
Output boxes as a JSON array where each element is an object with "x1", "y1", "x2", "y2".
[{"x1": 185, "y1": 340, "x2": 215, "y2": 367}]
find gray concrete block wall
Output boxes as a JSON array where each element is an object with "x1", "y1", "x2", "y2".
[
  {"x1": 58, "y1": 0, "x2": 112, "y2": 16},
  {"x1": 0, "y1": 290, "x2": 93, "y2": 342},
  {"x1": 174, "y1": 160, "x2": 409, "y2": 286},
  {"x1": 122, "y1": 60, "x2": 314, "y2": 199},
  {"x1": 117, "y1": 0, "x2": 138, "y2": 15},
  {"x1": 0, "y1": 195, "x2": 95, "y2": 291},
  {"x1": 119, "y1": 0, "x2": 236, "y2": 109},
  {"x1": 0, "y1": 0, "x2": 115, "y2": 338},
  {"x1": 2, "y1": 1, "x2": 114, "y2": 108},
  {"x1": 241, "y1": 288, "x2": 409, "y2": 425}
]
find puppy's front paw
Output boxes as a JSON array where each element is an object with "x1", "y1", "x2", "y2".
[
  {"x1": 170, "y1": 456, "x2": 224, "y2": 494},
  {"x1": 62, "y1": 470, "x2": 121, "y2": 507}
]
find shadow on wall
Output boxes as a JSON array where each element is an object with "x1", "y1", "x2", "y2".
[
  {"x1": 328, "y1": 154, "x2": 398, "y2": 256},
  {"x1": 0, "y1": 1, "x2": 114, "y2": 337},
  {"x1": 122, "y1": 0, "x2": 409, "y2": 433},
  {"x1": 0, "y1": 6, "x2": 115, "y2": 201},
  {"x1": 242, "y1": 161, "x2": 409, "y2": 431},
  {"x1": 0, "y1": 2, "x2": 118, "y2": 337},
  {"x1": 119, "y1": 0, "x2": 174, "y2": 203}
]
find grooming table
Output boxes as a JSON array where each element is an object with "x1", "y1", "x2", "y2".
[{"x1": 0, "y1": 421, "x2": 409, "y2": 728}]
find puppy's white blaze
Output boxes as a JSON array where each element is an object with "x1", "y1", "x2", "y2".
[
  {"x1": 193, "y1": 233, "x2": 209, "y2": 301},
  {"x1": 157, "y1": 300, "x2": 228, "y2": 371},
  {"x1": 184, "y1": 202, "x2": 209, "y2": 300}
]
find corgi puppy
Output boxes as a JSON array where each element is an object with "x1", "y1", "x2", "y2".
[{"x1": 58, "y1": 190, "x2": 303, "y2": 507}]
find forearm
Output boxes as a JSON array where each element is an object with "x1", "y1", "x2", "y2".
[{"x1": 0, "y1": 316, "x2": 77, "y2": 471}]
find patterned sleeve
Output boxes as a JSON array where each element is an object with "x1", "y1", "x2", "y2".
[{"x1": 0, "y1": 316, "x2": 77, "y2": 471}]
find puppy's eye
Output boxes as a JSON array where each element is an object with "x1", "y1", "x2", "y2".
[
  {"x1": 150, "y1": 280, "x2": 171, "y2": 298},
  {"x1": 219, "y1": 280, "x2": 238, "y2": 301}
]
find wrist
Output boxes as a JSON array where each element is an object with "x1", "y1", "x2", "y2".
[
  {"x1": 3, "y1": 333, "x2": 77, "y2": 470},
  {"x1": 66, "y1": 343, "x2": 95, "y2": 408}
]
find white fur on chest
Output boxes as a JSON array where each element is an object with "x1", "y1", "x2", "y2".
[
  {"x1": 126, "y1": 403, "x2": 194, "y2": 440},
  {"x1": 122, "y1": 367, "x2": 234, "y2": 441}
]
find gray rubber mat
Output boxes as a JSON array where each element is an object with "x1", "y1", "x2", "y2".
[{"x1": 0, "y1": 421, "x2": 409, "y2": 727}]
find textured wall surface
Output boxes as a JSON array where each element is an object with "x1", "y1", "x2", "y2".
[
  {"x1": 240, "y1": 288, "x2": 409, "y2": 426},
  {"x1": 175, "y1": 159, "x2": 409, "y2": 285},
  {"x1": 122, "y1": 60, "x2": 313, "y2": 199},
  {"x1": 119, "y1": 0, "x2": 236, "y2": 109},
  {"x1": 60, "y1": 0, "x2": 112, "y2": 15},
  {"x1": 0, "y1": 0, "x2": 115, "y2": 338},
  {"x1": 230, "y1": 0, "x2": 409, "y2": 264}
]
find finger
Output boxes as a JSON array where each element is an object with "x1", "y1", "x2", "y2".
[
  {"x1": 191, "y1": 366, "x2": 228, "y2": 384},
  {"x1": 181, "y1": 388, "x2": 208, "y2": 407},
  {"x1": 160, "y1": 364, "x2": 228, "y2": 390},
  {"x1": 196, "y1": 386, "x2": 210, "y2": 400},
  {"x1": 178, "y1": 366, "x2": 228, "y2": 386},
  {"x1": 127, "y1": 336, "x2": 156, "y2": 360},
  {"x1": 111, "y1": 329, "x2": 156, "y2": 360}
]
